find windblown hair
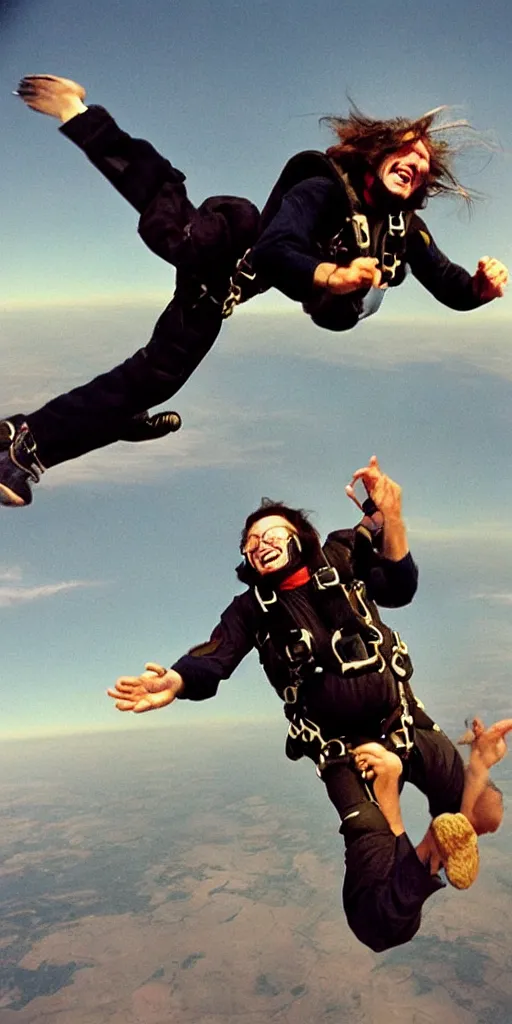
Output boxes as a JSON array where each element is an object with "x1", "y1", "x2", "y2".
[{"x1": 323, "y1": 104, "x2": 481, "y2": 205}]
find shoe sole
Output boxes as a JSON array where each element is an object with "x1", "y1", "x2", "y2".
[
  {"x1": 431, "y1": 812, "x2": 479, "y2": 890},
  {"x1": 0, "y1": 483, "x2": 27, "y2": 507}
]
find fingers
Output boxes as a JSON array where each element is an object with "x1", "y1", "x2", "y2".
[
  {"x1": 354, "y1": 258, "x2": 379, "y2": 269},
  {"x1": 114, "y1": 699, "x2": 137, "y2": 712},
  {"x1": 350, "y1": 455, "x2": 381, "y2": 483},
  {"x1": 107, "y1": 683, "x2": 141, "y2": 699},
  {"x1": 344, "y1": 483, "x2": 364, "y2": 511},
  {"x1": 145, "y1": 662, "x2": 167, "y2": 676},
  {"x1": 353, "y1": 741, "x2": 387, "y2": 756},
  {"x1": 475, "y1": 257, "x2": 509, "y2": 298},
  {"x1": 488, "y1": 718, "x2": 512, "y2": 739},
  {"x1": 106, "y1": 688, "x2": 138, "y2": 712},
  {"x1": 113, "y1": 675, "x2": 143, "y2": 689},
  {"x1": 353, "y1": 742, "x2": 387, "y2": 773}
]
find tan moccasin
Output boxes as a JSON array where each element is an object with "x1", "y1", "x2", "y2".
[{"x1": 430, "y1": 812, "x2": 479, "y2": 890}]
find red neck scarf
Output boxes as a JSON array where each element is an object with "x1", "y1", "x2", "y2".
[{"x1": 279, "y1": 566, "x2": 311, "y2": 591}]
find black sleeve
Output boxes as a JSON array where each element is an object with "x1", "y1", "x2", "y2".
[
  {"x1": 364, "y1": 551, "x2": 419, "y2": 608},
  {"x1": 171, "y1": 594, "x2": 256, "y2": 701},
  {"x1": 325, "y1": 529, "x2": 418, "y2": 608},
  {"x1": 251, "y1": 176, "x2": 338, "y2": 302},
  {"x1": 406, "y1": 216, "x2": 488, "y2": 311},
  {"x1": 60, "y1": 105, "x2": 186, "y2": 215}
]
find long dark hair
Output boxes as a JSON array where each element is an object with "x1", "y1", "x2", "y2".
[{"x1": 323, "y1": 103, "x2": 481, "y2": 205}]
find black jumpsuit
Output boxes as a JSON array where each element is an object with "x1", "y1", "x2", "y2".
[
  {"x1": 12, "y1": 105, "x2": 488, "y2": 469},
  {"x1": 171, "y1": 529, "x2": 465, "y2": 952}
]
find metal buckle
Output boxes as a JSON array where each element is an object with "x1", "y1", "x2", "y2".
[
  {"x1": 381, "y1": 251, "x2": 402, "y2": 280},
  {"x1": 352, "y1": 213, "x2": 370, "y2": 250},
  {"x1": 287, "y1": 715, "x2": 323, "y2": 746},
  {"x1": 388, "y1": 212, "x2": 406, "y2": 237},
  {"x1": 283, "y1": 684, "x2": 299, "y2": 705},
  {"x1": 254, "y1": 586, "x2": 278, "y2": 613},
  {"x1": 222, "y1": 282, "x2": 242, "y2": 319},
  {"x1": 391, "y1": 631, "x2": 410, "y2": 679},
  {"x1": 285, "y1": 627, "x2": 314, "y2": 664},
  {"x1": 313, "y1": 565, "x2": 340, "y2": 590},
  {"x1": 316, "y1": 737, "x2": 349, "y2": 776},
  {"x1": 331, "y1": 624, "x2": 385, "y2": 675}
]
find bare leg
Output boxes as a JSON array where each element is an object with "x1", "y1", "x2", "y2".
[
  {"x1": 352, "y1": 743, "x2": 405, "y2": 836},
  {"x1": 459, "y1": 717, "x2": 512, "y2": 834},
  {"x1": 414, "y1": 717, "x2": 512, "y2": 888},
  {"x1": 16, "y1": 74, "x2": 87, "y2": 123},
  {"x1": 354, "y1": 742, "x2": 479, "y2": 887}
]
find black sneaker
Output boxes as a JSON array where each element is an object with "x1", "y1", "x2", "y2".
[
  {"x1": 0, "y1": 420, "x2": 45, "y2": 507},
  {"x1": 119, "y1": 411, "x2": 182, "y2": 442}
]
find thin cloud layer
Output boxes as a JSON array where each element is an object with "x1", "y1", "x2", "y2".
[
  {"x1": 0, "y1": 572, "x2": 99, "y2": 608},
  {"x1": 226, "y1": 306, "x2": 512, "y2": 377},
  {"x1": 469, "y1": 591, "x2": 512, "y2": 605}
]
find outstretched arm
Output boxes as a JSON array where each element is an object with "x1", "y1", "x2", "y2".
[
  {"x1": 108, "y1": 595, "x2": 257, "y2": 714},
  {"x1": 15, "y1": 74, "x2": 188, "y2": 227},
  {"x1": 407, "y1": 218, "x2": 508, "y2": 309}
]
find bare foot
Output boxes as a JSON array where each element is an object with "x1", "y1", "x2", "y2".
[
  {"x1": 15, "y1": 75, "x2": 87, "y2": 123},
  {"x1": 352, "y1": 742, "x2": 404, "y2": 835},
  {"x1": 469, "y1": 717, "x2": 512, "y2": 770}
]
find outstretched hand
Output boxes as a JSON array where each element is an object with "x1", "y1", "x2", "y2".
[
  {"x1": 15, "y1": 74, "x2": 87, "y2": 123},
  {"x1": 473, "y1": 256, "x2": 508, "y2": 300},
  {"x1": 107, "y1": 662, "x2": 185, "y2": 713}
]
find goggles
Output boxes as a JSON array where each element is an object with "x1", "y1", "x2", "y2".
[{"x1": 243, "y1": 525, "x2": 297, "y2": 555}]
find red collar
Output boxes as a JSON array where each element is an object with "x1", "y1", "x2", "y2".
[{"x1": 279, "y1": 566, "x2": 311, "y2": 590}]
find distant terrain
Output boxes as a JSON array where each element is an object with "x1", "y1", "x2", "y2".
[{"x1": 1, "y1": 724, "x2": 511, "y2": 1023}]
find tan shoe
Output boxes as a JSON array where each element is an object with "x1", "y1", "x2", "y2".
[{"x1": 431, "y1": 812, "x2": 479, "y2": 890}]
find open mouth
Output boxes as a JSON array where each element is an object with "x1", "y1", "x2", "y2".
[
  {"x1": 260, "y1": 549, "x2": 281, "y2": 566},
  {"x1": 392, "y1": 163, "x2": 414, "y2": 186}
]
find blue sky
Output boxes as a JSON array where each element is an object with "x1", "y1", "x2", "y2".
[{"x1": 0, "y1": 0, "x2": 511, "y2": 740}]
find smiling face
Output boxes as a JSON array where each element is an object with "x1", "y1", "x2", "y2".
[
  {"x1": 376, "y1": 136, "x2": 431, "y2": 201},
  {"x1": 243, "y1": 515, "x2": 298, "y2": 576}
]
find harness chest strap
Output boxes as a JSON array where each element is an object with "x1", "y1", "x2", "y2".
[
  {"x1": 255, "y1": 559, "x2": 418, "y2": 770},
  {"x1": 222, "y1": 153, "x2": 412, "y2": 319}
]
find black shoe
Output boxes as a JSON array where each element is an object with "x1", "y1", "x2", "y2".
[
  {"x1": 0, "y1": 420, "x2": 45, "y2": 507},
  {"x1": 119, "y1": 411, "x2": 182, "y2": 443}
]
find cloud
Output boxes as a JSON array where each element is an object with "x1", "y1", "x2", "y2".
[
  {"x1": 469, "y1": 591, "x2": 512, "y2": 605},
  {"x1": 224, "y1": 304, "x2": 512, "y2": 379},
  {"x1": 0, "y1": 573, "x2": 100, "y2": 608},
  {"x1": 408, "y1": 520, "x2": 512, "y2": 545},
  {"x1": 47, "y1": 433, "x2": 283, "y2": 486},
  {"x1": 0, "y1": 566, "x2": 22, "y2": 582},
  {"x1": 44, "y1": 397, "x2": 295, "y2": 487}
]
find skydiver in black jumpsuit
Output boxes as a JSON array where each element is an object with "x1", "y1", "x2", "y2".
[
  {"x1": 107, "y1": 457, "x2": 510, "y2": 951},
  {"x1": 1, "y1": 75, "x2": 507, "y2": 506}
]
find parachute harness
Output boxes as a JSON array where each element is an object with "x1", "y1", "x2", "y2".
[
  {"x1": 219, "y1": 151, "x2": 413, "y2": 321},
  {"x1": 328, "y1": 165, "x2": 411, "y2": 286},
  {"x1": 255, "y1": 556, "x2": 416, "y2": 780}
]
